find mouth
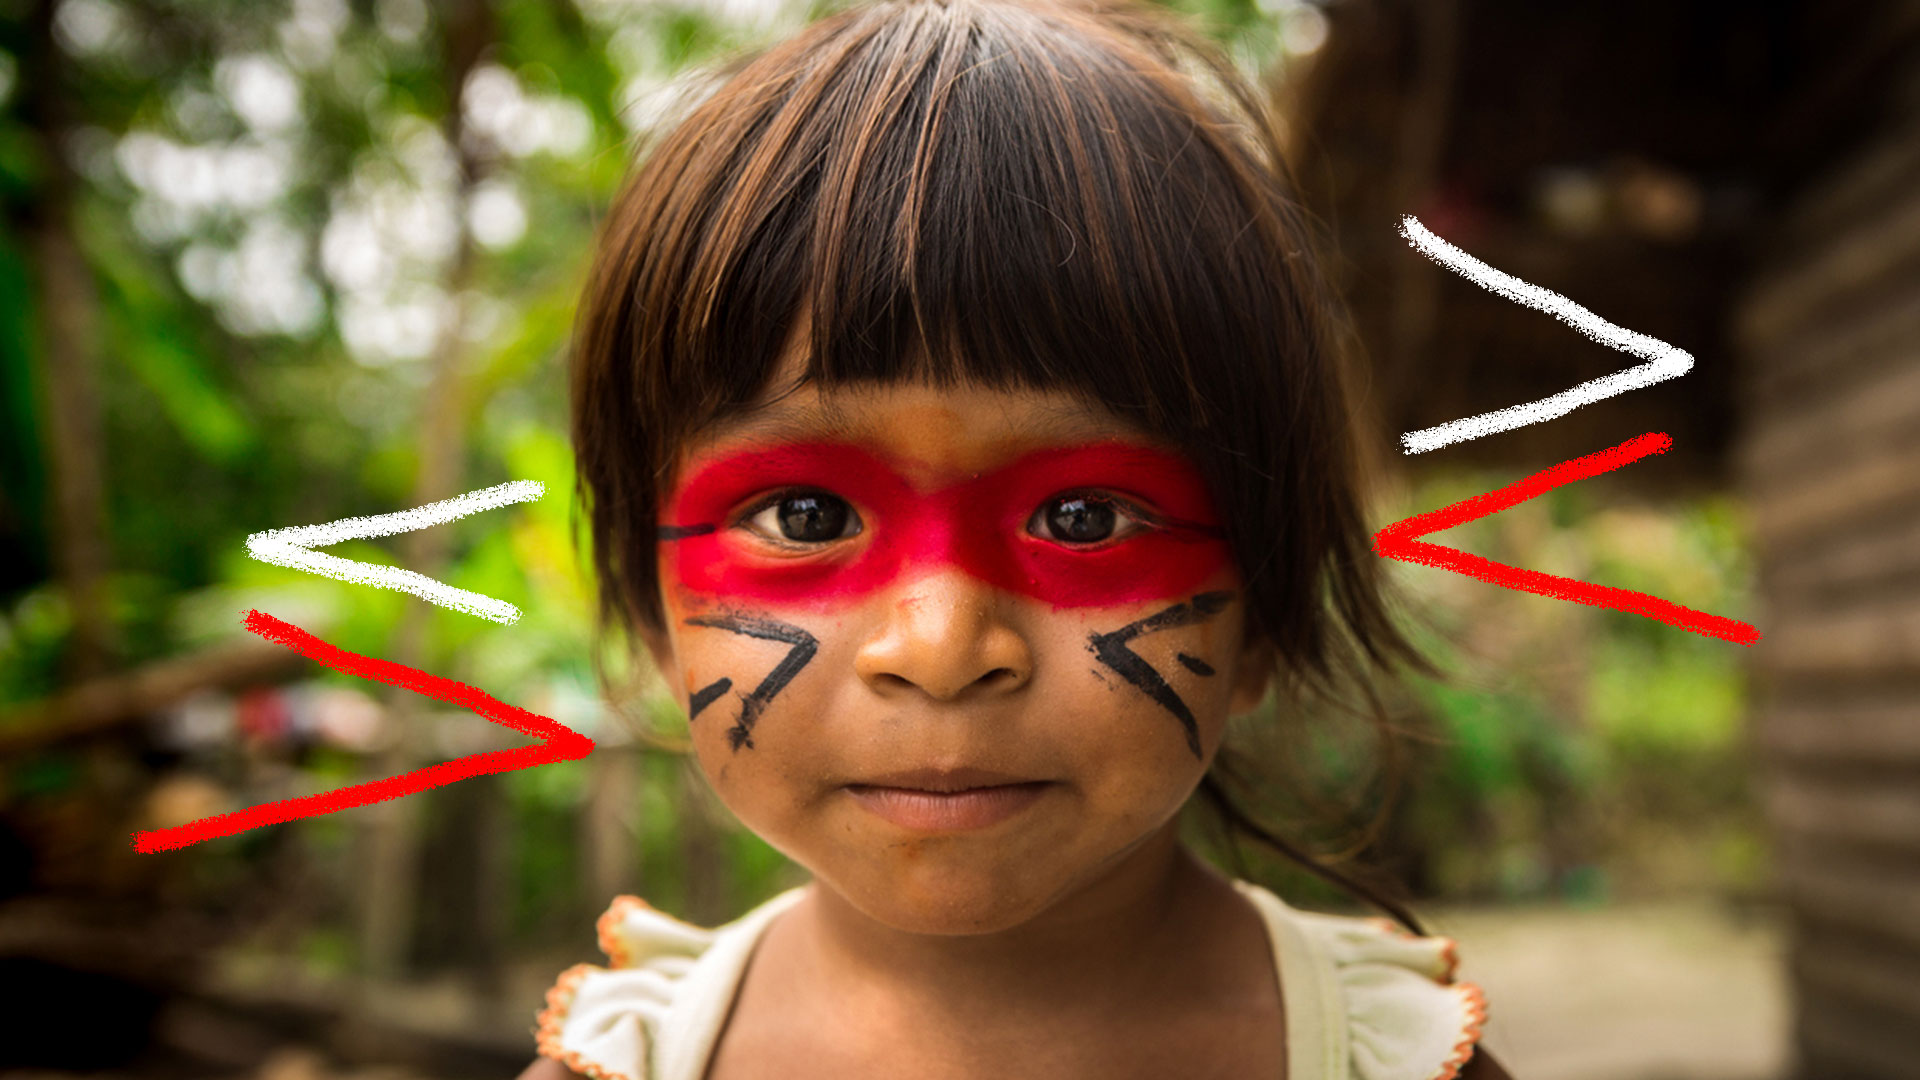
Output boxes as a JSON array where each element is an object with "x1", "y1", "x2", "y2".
[
  {"x1": 845, "y1": 782, "x2": 1052, "y2": 832},
  {"x1": 849, "y1": 766, "x2": 1041, "y2": 793}
]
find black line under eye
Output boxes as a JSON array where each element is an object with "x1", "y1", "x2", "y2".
[{"x1": 743, "y1": 490, "x2": 860, "y2": 544}]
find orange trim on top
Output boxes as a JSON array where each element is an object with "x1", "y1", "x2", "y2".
[
  {"x1": 534, "y1": 963, "x2": 639, "y2": 1080},
  {"x1": 597, "y1": 896, "x2": 646, "y2": 968},
  {"x1": 1364, "y1": 916, "x2": 1462, "y2": 985},
  {"x1": 1426, "y1": 980, "x2": 1489, "y2": 1080},
  {"x1": 595, "y1": 894, "x2": 711, "y2": 970},
  {"x1": 1437, "y1": 937, "x2": 1460, "y2": 983}
]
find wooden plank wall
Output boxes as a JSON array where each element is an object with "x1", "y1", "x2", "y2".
[{"x1": 1734, "y1": 55, "x2": 1920, "y2": 1080}]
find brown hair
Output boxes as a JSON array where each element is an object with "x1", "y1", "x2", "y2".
[{"x1": 572, "y1": 0, "x2": 1437, "y2": 933}]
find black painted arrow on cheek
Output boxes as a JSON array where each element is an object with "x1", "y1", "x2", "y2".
[
  {"x1": 1087, "y1": 590, "x2": 1233, "y2": 760},
  {"x1": 1176, "y1": 653, "x2": 1215, "y2": 676},
  {"x1": 687, "y1": 677, "x2": 732, "y2": 719},
  {"x1": 682, "y1": 613, "x2": 818, "y2": 752}
]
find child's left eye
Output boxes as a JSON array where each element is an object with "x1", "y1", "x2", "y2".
[{"x1": 1028, "y1": 492, "x2": 1152, "y2": 546}]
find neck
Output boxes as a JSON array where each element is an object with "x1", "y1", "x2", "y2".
[{"x1": 793, "y1": 820, "x2": 1223, "y2": 1027}]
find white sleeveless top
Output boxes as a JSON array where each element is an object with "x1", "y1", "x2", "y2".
[{"x1": 536, "y1": 882, "x2": 1487, "y2": 1080}]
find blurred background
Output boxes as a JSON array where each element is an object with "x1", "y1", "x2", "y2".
[{"x1": 0, "y1": 0, "x2": 1915, "y2": 1077}]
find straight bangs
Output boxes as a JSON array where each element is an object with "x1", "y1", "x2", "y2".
[{"x1": 575, "y1": 0, "x2": 1397, "y2": 691}]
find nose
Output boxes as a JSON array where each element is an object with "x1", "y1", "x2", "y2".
[{"x1": 854, "y1": 567, "x2": 1034, "y2": 702}]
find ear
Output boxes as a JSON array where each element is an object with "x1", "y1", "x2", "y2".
[{"x1": 1227, "y1": 630, "x2": 1276, "y2": 717}]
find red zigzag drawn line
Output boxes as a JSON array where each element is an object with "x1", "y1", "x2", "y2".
[
  {"x1": 1373, "y1": 432, "x2": 1760, "y2": 646},
  {"x1": 133, "y1": 610, "x2": 596, "y2": 853}
]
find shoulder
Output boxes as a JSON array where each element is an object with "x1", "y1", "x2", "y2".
[
  {"x1": 533, "y1": 890, "x2": 806, "y2": 1080},
  {"x1": 1232, "y1": 881, "x2": 1491, "y2": 1080}
]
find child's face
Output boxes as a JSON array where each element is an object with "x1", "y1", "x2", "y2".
[{"x1": 637, "y1": 350, "x2": 1272, "y2": 935}]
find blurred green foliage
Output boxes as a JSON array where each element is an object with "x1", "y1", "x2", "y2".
[{"x1": 1383, "y1": 485, "x2": 1758, "y2": 904}]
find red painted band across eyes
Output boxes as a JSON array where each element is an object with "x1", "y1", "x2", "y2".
[{"x1": 659, "y1": 441, "x2": 1233, "y2": 609}]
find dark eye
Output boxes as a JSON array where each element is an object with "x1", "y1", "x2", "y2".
[
  {"x1": 1031, "y1": 493, "x2": 1145, "y2": 545},
  {"x1": 743, "y1": 490, "x2": 859, "y2": 544}
]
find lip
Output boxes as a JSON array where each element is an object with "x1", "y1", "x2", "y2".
[
  {"x1": 852, "y1": 766, "x2": 1040, "y2": 793},
  {"x1": 846, "y1": 781, "x2": 1052, "y2": 832}
]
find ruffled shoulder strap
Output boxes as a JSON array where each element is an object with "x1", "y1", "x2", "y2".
[
  {"x1": 1233, "y1": 881, "x2": 1487, "y2": 1080},
  {"x1": 536, "y1": 889, "x2": 808, "y2": 1080}
]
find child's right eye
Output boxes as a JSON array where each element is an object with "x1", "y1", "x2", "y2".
[{"x1": 737, "y1": 489, "x2": 862, "y2": 546}]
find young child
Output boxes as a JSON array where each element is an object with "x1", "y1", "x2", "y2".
[{"x1": 526, "y1": 1, "x2": 1504, "y2": 1077}]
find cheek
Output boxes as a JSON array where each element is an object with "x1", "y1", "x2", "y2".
[
  {"x1": 1075, "y1": 586, "x2": 1245, "y2": 761},
  {"x1": 673, "y1": 621, "x2": 842, "y2": 793},
  {"x1": 1061, "y1": 698, "x2": 1213, "y2": 838},
  {"x1": 684, "y1": 698, "x2": 800, "y2": 837}
]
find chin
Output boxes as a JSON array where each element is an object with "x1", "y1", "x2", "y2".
[
  {"x1": 829, "y1": 847, "x2": 1070, "y2": 935},
  {"x1": 861, "y1": 882, "x2": 1057, "y2": 936}
]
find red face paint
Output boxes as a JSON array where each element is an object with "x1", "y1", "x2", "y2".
[{"x1": 659, "y1": 440, "x2": 1232, "y2": 609}]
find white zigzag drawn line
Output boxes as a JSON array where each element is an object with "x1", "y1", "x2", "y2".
[
  {"x1": 244, "y1": 480, "x2": 546, "y2": 624},
  {"x1": 1396, "y1": 215, "x2": 1694, "y2": 454}
]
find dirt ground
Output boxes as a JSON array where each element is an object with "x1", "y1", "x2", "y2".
[{"x1": 1427, "y1": 899, "x2": 1790, "y2": 1080}]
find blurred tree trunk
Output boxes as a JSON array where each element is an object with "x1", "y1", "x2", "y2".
[
  {"x1": 1384, "y1": 0, "x2": 1461, "y2": 387},
  {"x1": 356, "y1": 0, "x2": 497, "y2": 996},
  {"x1": 21, "y1": 0, "x2": 113, "y2": 683}
]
